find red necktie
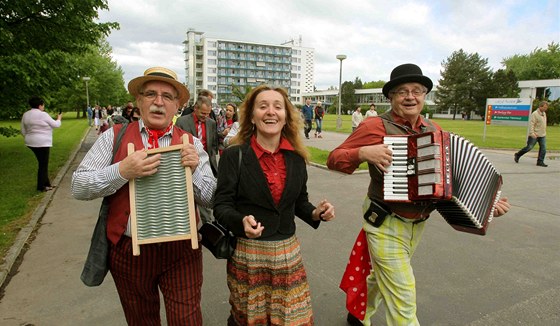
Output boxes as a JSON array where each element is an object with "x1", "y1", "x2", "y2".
[{"x1": 197, "y1": 121, "x2": 203, "y2": 139}]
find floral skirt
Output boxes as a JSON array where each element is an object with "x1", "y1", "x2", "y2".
[{"x1": 226, "y1": 235, "x2": 313, "y2": 326}]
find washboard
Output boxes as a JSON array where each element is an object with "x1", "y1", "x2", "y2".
[{"x1": 128, "y1": 134, "x2": 198, "y2": 255}]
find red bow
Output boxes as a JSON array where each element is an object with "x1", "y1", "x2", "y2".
[{"x1": 145, "y1": 124, "x2": 172, "y2": 149}]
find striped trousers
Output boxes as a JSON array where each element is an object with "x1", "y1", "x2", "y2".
[
  {"x1": 109, "y1": 236, "x2": 203, "y2": 325},
  {"x1": 362, "y1": 213, "x2": 427, "y2": 326}
]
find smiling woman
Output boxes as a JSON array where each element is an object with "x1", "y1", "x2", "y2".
[{"x1": 213, "y1": 84, "x2": 336, "y2": 325}]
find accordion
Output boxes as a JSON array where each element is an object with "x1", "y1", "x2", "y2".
[{"x1": 383, "y1": 131, "x2": 503, "y2": 235}]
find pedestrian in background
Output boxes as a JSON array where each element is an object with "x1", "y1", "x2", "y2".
[
  {"x1": 514, "y1": 101, "x2": 549, "y2": 167},
  {"x1": 21, "y1": 96, "x2": 62, "y2": 192},
  {"x1": 302, "y1": 98, "x2": 314, "y2": 139},
  {"x1": 314, "y1": 101, "x2": 325, "y2": 138},
  {"x1": 351, "y1": 106, "x2": 363, "y2": 132},
  {"x1": 365, "y1": 103, "x2": 378, "y2": 118},
  {"x1": 86, "y1": 105, "x2": 93, "y2": 126}
]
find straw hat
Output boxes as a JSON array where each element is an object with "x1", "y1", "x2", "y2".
[{"x1": 128, "y1": 67, "x2": 190, "y2": 106}]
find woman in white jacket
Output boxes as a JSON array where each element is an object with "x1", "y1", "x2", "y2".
[{"x1": 21, "y1": 96, "x2": 62, "y2": 191}]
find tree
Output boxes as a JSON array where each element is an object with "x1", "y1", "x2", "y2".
[
  {"x1": 51, "y1": 41, "x2": 129, "y2": 117},
  {"x1": 502, "y1": 42, "x2": 560, "y2": 80},
  {"x1": 490, "y1": 69, "x2": 520, "y2": 98},
  {"x1": 230, "y1": 84, "x2": 254, "y2": 104},
  {"x1": 0, "y1": 0, "x2": 118, "y2": 120},
  {"x1": 353, "y1": 77, "x2": 363, "y2": 89},
  {"x1": 362, "y1": 80, "x2": 385, "y2": 89},
  {"x1": 435, "y1": 49, "x2": 493, "y2": 119},
  {"x1": 340, "y1": 81, "x2": 356, "y2": 114}
]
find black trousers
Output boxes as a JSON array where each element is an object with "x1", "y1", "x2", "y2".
[{"x1": 28, "y1": 146, "x2": 51, "y2": 191}]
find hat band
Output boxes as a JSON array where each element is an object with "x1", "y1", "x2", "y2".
[{"x1": 147, "y1": 72, "x2": 176, "y2": 81}]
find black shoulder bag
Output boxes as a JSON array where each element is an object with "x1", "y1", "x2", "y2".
[
  {"x1": 80, "y1": 123, "x2": 128, "y2": 286},
  {"x1": 199, "y1": 147, "x2": 241, "y2": 259}
]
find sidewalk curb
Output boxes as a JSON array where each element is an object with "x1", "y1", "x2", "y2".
[{"x1": 0, "y1": 127, "x2": 92, "y2": 290}]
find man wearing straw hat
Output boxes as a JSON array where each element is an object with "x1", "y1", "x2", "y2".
[{"x1": 72, "y1": 67, "x2": 216, "y2": 325}]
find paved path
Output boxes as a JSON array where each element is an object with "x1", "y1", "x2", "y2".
[{"x1": 1, "y1": 128, "x2": 559, "y2": 325}]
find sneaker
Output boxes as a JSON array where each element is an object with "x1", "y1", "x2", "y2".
[
  {"x1": 514, "y1": 154, "x2": 519, "y2": 163},
  {"x1": 537, "y1": 162, "x2": 548, "y2": 167},
  {"x1": 346, "y1": 313, "x2": 363, "y2": 325}
]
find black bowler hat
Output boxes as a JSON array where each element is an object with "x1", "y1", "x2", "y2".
[{"x1": 382, "y1": 63, "x2": 433, "y2": 98}]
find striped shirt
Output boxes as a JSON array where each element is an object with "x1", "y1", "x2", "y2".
[{"x1": 71, "y1": 120, "x2": 216, "y2": 236}]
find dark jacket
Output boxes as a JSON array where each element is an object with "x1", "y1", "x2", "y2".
[
  {"x1": 175, "y1": 114, "x2": 218, "y2": 176},
  {"x1": 213, "y1": 142, "x2": 319, "y2": 240}
]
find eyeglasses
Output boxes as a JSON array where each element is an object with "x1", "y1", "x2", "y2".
[
  {"x1": 391, "y1": 89, "x2": 426, "y2": 98},
  {"x1": 139, "y1": 91, "x2": 177, "y2": 103},
  {"x1": 131, "y1": 116, "x2": 140, "y2": 121}
]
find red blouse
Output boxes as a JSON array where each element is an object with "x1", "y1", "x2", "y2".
[{"x1": 250, "y1": 135, "x2": 294, "y2": 205}]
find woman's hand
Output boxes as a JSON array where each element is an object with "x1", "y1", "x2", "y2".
[
  {"x1": 313, "y1": 199, "x2": 335, "y2": 222},
  {"x1": 242, "y1": 215, "x2": 264, "y2": 238}
]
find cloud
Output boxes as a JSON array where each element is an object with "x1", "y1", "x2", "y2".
[{"x1": 98, "y1": 0, "x2": 560, "y2": 92}]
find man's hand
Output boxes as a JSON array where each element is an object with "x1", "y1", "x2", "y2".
[
  {"x1": 358, "y1": 144, "x2": 393, "y2": 173},
  {"x1": 119, "y1": 150, "x2": 161, "y2": 180},
  {"x1": 181, "y1": 142, "x2": 199, "y2": 171},
  {"x1": 493, "y1": 197, "x2": 511, "y2": 217}
]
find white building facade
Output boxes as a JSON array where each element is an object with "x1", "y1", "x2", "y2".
[
  {"x1": 302, "y1": 79, "x2": 559, "y2": 118},
  {"x1": 183, "y1": 29, "x2": 314, "y2": 105}
]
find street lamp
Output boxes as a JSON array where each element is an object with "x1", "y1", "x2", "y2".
[
  {"x1": 336, "y1": 54, "x2": 347, "y2": 130},
  {"x1": 83, "y1": 76, "x2": 91, "y2": 111}
]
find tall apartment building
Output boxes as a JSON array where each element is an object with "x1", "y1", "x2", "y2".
[{"x1": 183, "y1": 29, "x2": 314, "y2": 106}]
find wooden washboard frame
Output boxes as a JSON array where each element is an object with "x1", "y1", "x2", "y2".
[{"x1": 128, "y1": 134, "x2": 198, "y2": 256}]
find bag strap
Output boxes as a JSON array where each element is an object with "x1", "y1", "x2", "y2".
[
  {"x1": 238, "y1": 146, "x2": 242, "y2": 174},
  {"x1": 112, "y1": 123, "x2": 129, "y2": 161}
]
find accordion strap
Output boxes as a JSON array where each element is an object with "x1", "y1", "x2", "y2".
[{"x1": 379, "y1": 111, "x2": 435, "y2": 135}]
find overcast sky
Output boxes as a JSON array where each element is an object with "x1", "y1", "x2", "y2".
[{"x1": 98, "y1": 0, "x2": 560, "y2": 90}]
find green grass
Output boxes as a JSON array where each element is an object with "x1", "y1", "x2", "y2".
[
  {"x1": 0, "y1": 117, "x2": 89, "y2": 259},
  {"x1": 307, "y1": 114, "x2": 559, "y2": 167},
  {"x1": 318, "y1": 114, "x2": 559, "y2": 150}
]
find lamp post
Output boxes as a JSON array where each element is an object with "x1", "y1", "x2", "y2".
[
  {"x1": 336, "y1": 54, "x2": 347, "y2": 130},
  {"x1": 83, "y1": 76, "x2": 91, "y2": 111}
]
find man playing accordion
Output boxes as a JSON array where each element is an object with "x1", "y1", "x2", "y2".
[{"x1": 328, "y1": 63, "x2": 510, "y2": 326}]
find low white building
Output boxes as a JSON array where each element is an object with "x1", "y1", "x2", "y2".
[{"x1": 302, "y1": 79, "x2": 559, "y2": 118}]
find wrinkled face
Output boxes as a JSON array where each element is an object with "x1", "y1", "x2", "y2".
[
  {"x1": 251, "y1": 90, "x2": 286, "y2": 139},
  {"x1": 137, "y1": 81, "x2": 179, "y2": 130},
  {"x1": 388, "y1": 82, "x2": 426, "y2": 123},
  {"x1": 225, "y1": 105, "x2": 235, "y2": 119}
]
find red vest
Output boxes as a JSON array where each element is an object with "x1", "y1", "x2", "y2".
[{"x1": 106, "y1": 123, "x2": 190, "y2": 245}]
